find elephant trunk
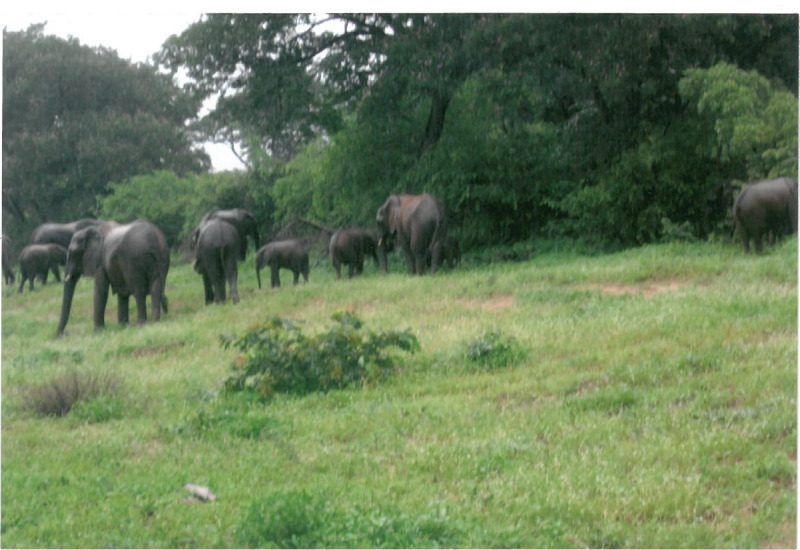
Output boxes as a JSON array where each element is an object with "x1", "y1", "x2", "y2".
[
  {"x1": 377, "y1": 240, "x2": 389, "y2": 273},
  {"x1": 57, "y1": 276, "x2": 78, "y2": 336},
  {"x1": 255, "y1": 259, "x2": 262, "y2": 290}
]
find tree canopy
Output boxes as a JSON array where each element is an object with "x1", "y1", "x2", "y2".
[{"x1": 2, "y1": 24, "x2": 209, "y2": 244}]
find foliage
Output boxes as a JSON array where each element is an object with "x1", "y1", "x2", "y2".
[
  {"x1": 97, "y1": 170, "x2": 275, "y2": 248},
  {"x1": 679, "y1": 62, "x2": 798, "y2": 180},
  {"x1": 222, "y1": 312, "x2": 419, "y2": 398},
  {"x1": 465, "y1": 330, "x2": 527, "y2": 370},
  {"x1": 23, "y1": 369, "x2": 122, "y2": 417},
  {"x1": 2, "y1": 24, "x2": 209, "y2": 246}
]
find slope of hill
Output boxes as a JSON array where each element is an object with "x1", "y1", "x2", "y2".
[{"x1": 1, "y1": 240, "x2": 796, "y2": 547}]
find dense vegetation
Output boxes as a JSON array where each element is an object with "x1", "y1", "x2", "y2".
[
  {"x1": 3, "y1": 15, "x2": 797, "y2": 253},
  {"x1": 1, "y1": 240, "x2": 796, "y2": 547}
]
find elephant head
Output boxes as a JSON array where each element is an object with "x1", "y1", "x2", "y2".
[
  {"x1": 376, "y1": 195, "x2": 401, "y2": 245},
  {"x1": 58, "y1": 226, "x2": 107, "y2": 336},
  {"x1": 200, "y1": 209, "x2": 260, "y2": 260}
]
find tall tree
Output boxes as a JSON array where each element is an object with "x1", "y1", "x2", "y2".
[{"x1": 2, "y1": 24, "x2": 209, "y2": 240}]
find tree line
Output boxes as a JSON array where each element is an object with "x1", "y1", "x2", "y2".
[{"x1": 3, "y1": 15, "x2": 797, "y2": 254}]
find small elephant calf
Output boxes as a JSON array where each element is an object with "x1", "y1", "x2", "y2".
[
  {"x1": 256, "y1": 240, "x2": 310, "y2": 288},
  {"x1": 18, "y1": 243, "x2": 67, "y2": 293}
]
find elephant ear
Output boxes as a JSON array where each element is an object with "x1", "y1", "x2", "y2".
[{"x1": 80, "y1": 227, "x2": 104, "y2": 277}]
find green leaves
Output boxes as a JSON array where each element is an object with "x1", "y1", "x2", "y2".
[{"x1": 223, "y1": 313, "x2": 419, "y2": 399}]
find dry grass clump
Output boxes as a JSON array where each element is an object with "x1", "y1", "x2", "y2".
[{"x1": 24, "y1": 369, "x2": 123, "y2": 417}]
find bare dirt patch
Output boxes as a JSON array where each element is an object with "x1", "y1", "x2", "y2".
[
  {"x1": 460, "y1": 294, "x2": 515, "y2": 311},
  {"x1": 580, "y1": 280, "x2": 686, "y2": 299}
]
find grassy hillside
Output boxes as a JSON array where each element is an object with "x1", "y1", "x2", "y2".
[{"x1": 1, "y1": 240, "x2": 796, "y2": 548}]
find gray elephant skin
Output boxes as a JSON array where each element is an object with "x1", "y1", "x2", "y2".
[
  {"x1": 329, "y1": 227, "x2": 381, "y2": 278},
  {"x1": 57, "y1": 220, "x2": 170, "y2": 336},
  {"x1": 256, "y1": 240, "x2": 310, "y2": 288},
  {"x1": 18, "y1": 243, "x2": 66, "y2": 293},
  {"x1": 433, "y1": 235, "x2": 461, "y2": 269},
  {"x1": 194, "y1": 218, "x2": 242, "y2": 304},
  {"x1": 2, "y1": 235, "x2": 14, "y2": 285},
  {"x1": 734, "y1": 177, "x2": 798, "y2": 253},
  {"x1": 31, "y1": 218, "x2": 102, "y2": 249},
  {"x1": 376, "y1": 193, "x2": 447, "y2": 275},
  {"x1": 197, "y1": 209, "x2": 260, "y2": 260}
]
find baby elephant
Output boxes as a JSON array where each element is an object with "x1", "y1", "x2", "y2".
[
  {"x1": 256, "y1": 240, "x2": 310, "y2": 288},
  {"x1": 329, "y1": 227, "x2": 379, "y2": 279},
  {"x1": 18, "y1": 243, "x2": 67, "y2": 293}
]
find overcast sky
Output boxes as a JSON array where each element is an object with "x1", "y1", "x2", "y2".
[{"x1": 2, "y1": 3, "x2": 796, "y2": 171}]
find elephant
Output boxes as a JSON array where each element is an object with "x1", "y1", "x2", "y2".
[
  {"x1": 2, "y1": 235, "x2": 14, "y2": 285},
  {"x1": 193, "y1": 218, "x2": 242, "y2": 304},
  {"x1": 17, "y1": 243, "x2": 67, "y2": 293},
  {"x1": 329, "y1": 227, "x2": 381, "y2": 278},
  {"x1": 31, "y1": 218, "x2": 102, "y2": 249},
  {"x1": 57, "y1": 220, "x2": 170, "y2": 336},
  {"x1": 431, "y1": 235, "x2": 460, "y2": 269},
  {"x1": 733, "y1": 177, "x2": 798, "y2": 253},
  {"x1": 376, "y1": 193, "x2": 447, "y2": 275},
  {"x1": 197, "y1": 209, "x2": 260, "y2": 260},
  {"x1": 256, "y1": 240, "x2": 310, "y2": 288}
]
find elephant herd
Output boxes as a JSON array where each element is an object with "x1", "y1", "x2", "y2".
[
  {"x1": 2, "y1": 178, "x2": 796, "y2": 337},
  {"x1": 2, "y1": 193, "x2": 457, "y2": 337}
]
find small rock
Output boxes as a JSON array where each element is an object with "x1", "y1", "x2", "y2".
[{"x1": 184, "y1": 483, "x2": 216, "y2": 502}]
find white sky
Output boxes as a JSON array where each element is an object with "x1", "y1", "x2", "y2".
[{"x1": 2, "y1": 3, "x2": 797, "y2": 171}]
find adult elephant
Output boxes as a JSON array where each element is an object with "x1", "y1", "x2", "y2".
[
  {"x1": 734, "y1": 177, "x2": 798, "y2": 253},
  {"x1": 57, "y1": 220, "x2": 170, "y2": 336},
  {"x1": 197, "y1": 209, "x2": 260, "y2": 260},
  {"x1": 256, "y1": 240, "x2": 310, "y2": 288},
  {"x1": 376, "y1": 193, "x2": 447, "y2": 275},
  {"x1": 2, "y1": 235, "x2": 14, "y2": 285},
  {"x1": 329, "y1": 227, "x2": 381, "y2": 279},
  {"x1": 31, "y1": 218, "x2": 102, "y2": 249},
  {"x1": 193, "y1": 218, "x2": 242, "y2": 304},
  {"x1": 17, "y1": 243, "x2": 67, "y2": 293}
]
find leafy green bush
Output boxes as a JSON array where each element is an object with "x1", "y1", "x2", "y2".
[
  {"x1": 223, "y1": 312, "x2": 419, "y2": 399},
  {"x1": 24, "y1": 369, "x2": 123, "y2": 417},
  {"x1": 465, "y1": 331, "x2": 527, "y2": 370}
]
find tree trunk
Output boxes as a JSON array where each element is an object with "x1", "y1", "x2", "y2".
[{"x1": 418, "y1": 90, "x2": 451, "y2": 157}]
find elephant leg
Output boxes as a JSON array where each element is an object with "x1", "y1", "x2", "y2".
[
  {"x1": 118, "y1": 295, "x2": 130, "y2": 325},
  {"x1": 213, "y1": 275, "x2": 226, "y2": 304},
  {"x1": 52, "y1": 266, "x2": 61, "y2": 282},
  {"x1": 134, "y1": 291, "x2": 148, "y2": 325},
  {"x1": 414, "y1": 252, "x2": 427, "y2": 276},
  {"x1": 271, "y1": 266, "x2": 280, "y2": 288},
  {"x1": 293, "y1": 270, "x2": 300, "y2": 285},
  {"x1": 754, "y1": 233, "x2": 764, "y2": 254},
  {"x1": 228, "y1": 266, "x2": 239, "y2": 304},
  {"x1": 150, "y1": 276, "x2": 164, "y2": 321},
  {"x1": 333, "y1": 259, "x2": 342, "y2": 279},
  {"x1": 18, "y1": 276, "x2": 26, "y2": 294},
  {"x1": 93, "y1": 276, "x2": 110, "y2": 330},
  {"x1": 347, "y1": 262, "x2": 355, "y2": 278},
  {"x1": 201, "y1": 272, "x2": 214, "y2": 305},
  {"x1": 402, "y1": 248, "x2": 415, "y2": 274}
]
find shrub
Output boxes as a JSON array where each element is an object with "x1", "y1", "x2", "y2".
[
  {"x1": 24, "y1": 369, "x2": 123, "y2": 417},
  {"x1": 465, "y1": 331, "x2": 527, "y2": 370},
  {"x1": 223, "y1": 312, "x2": 419, "y2": 399}
]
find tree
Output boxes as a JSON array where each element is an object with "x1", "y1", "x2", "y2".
[{"x1": 2, "y1": 24, "x2": 209, "y2": 243}]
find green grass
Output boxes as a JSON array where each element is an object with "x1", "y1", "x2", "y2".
[{"x1": 2, "y1": 240, "x2": 796, "y2": 548}]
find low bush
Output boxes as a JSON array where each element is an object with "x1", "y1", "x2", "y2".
[
  {"x1": 465, "y1": 331, "x2": 527, "y2": 370},
  {"x1": 223, "y1": 312, "x2": 419, "y2": 399},
  {"x1": 24, "y1": 369, "x2": 123, "y2": 418}
]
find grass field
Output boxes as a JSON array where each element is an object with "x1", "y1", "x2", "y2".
[{"x1": 1, "y1": 239, "x2": 796, "y2": 548}]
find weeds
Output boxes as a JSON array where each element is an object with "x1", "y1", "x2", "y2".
[
  {"x1": 23, "y1": 369, "x2": 123, "y2": 418},
  {"x1": 465, "y1": 330, "x2": 526, "y2": 370},
  {"x1": 223, "y1": 312, "x2": 419, "y2": 399}
]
